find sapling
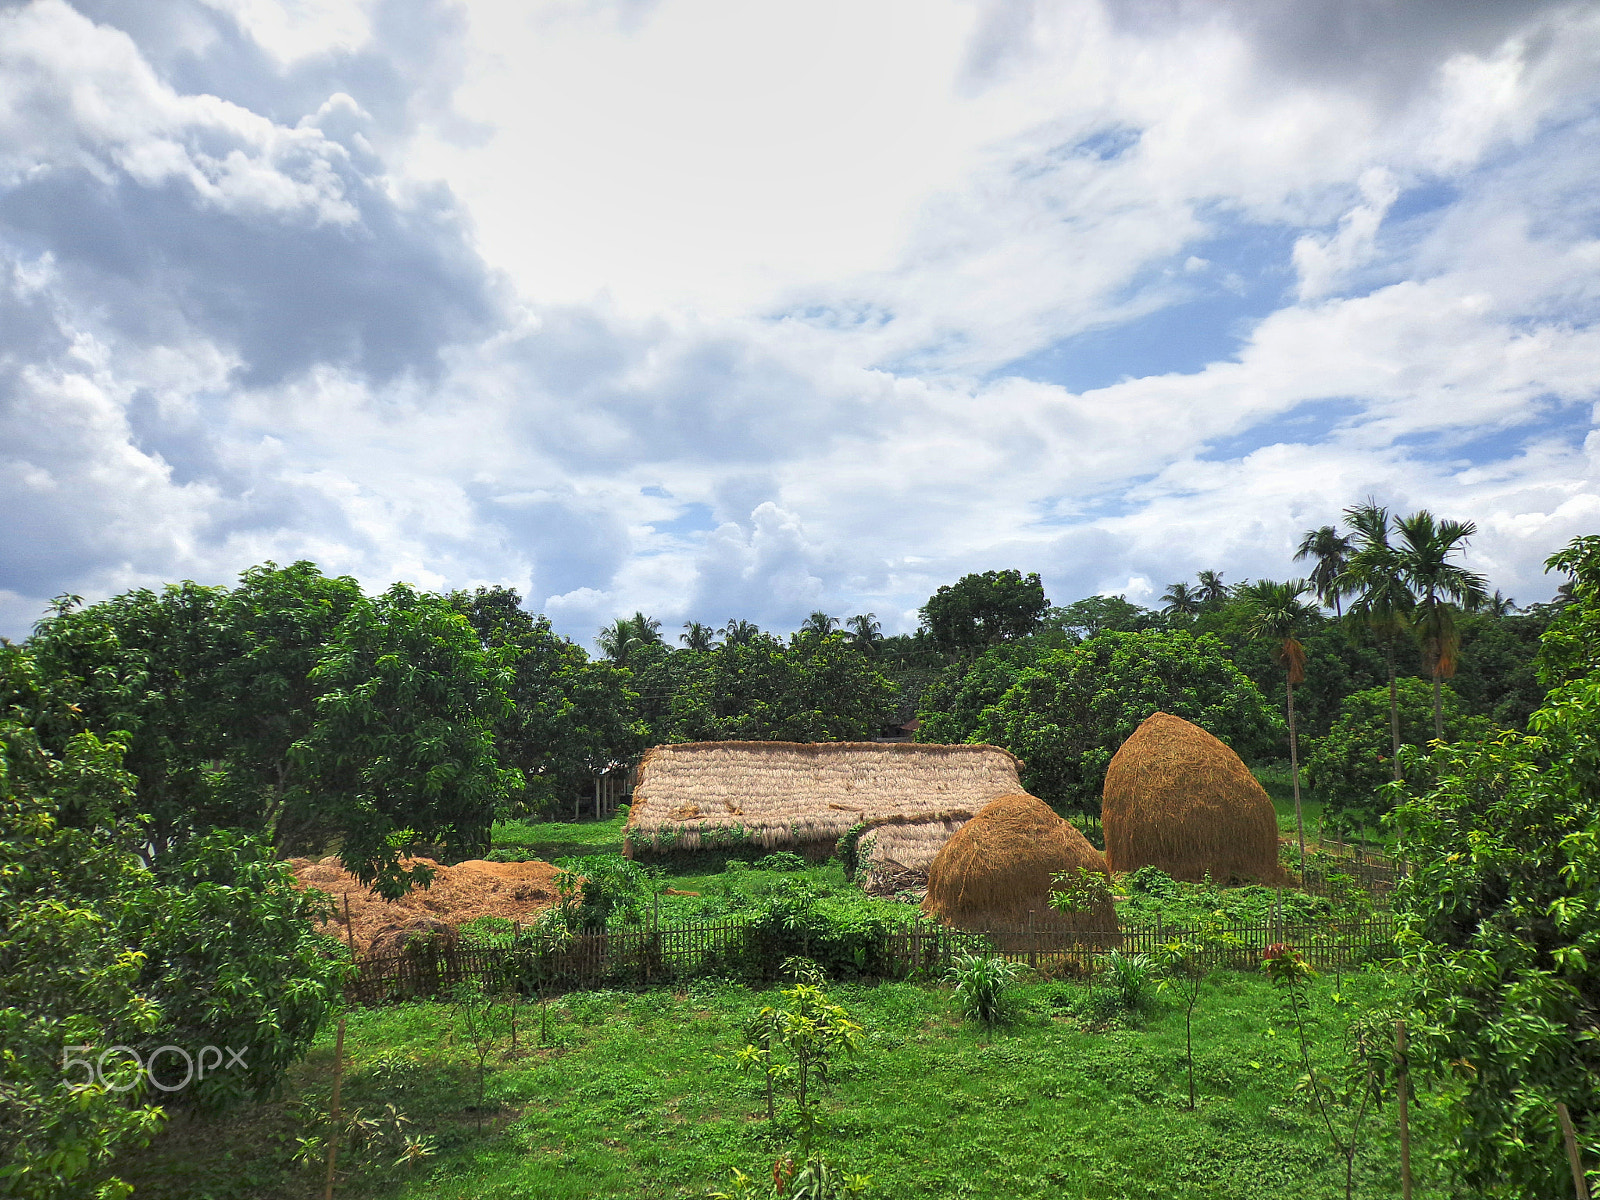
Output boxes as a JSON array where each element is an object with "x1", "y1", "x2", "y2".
[{"x1": 1153, "y1": 924, "x2": 1241, "y2": 1110}]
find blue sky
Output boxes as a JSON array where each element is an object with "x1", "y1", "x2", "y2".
[{"x1": 2, "y1": 0, "x2": 1598, "y2": 648}]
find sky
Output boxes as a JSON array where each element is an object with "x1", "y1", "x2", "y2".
[{"x1": 2, "y1": 0, "x2": 1598, "y2": 649}]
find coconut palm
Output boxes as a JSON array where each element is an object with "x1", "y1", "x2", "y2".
[
  {"x1": 1160, "y1": 582, "x2": 1202, "y2": 618},
  {"x1": 680, "y1": 620, "x2": 717, "y2": 651},
  {"x1": 1195, "y1": 570, "x2": 1231, "y2": 608},
  {"x1": 1478, "y1": 589, "x2": 1517, "y2": 617},
  {"x1": 721, "y1": 618, "x2": 762, "y2": 647},
  {"x1": 1294, "y1": 525, "x2": 1355, "y2": 616},
  {"x1": 1394, "y1": 511, "x2": 1489, "y2": 739},
  {"x1": 1338, "y1": 501, "x2": 1414, "y2": 781},
  {"x1": 843, "y1": 613, "x2": 882, "y2": 654},
  {"x1": 596, "y1": 612, "x2": 664, "y2": 665},
  {"x1": 1241, "y1": 578, "x2": 1317, "y2": 873},
  {"x1": 799, "y1": 611, "x2": 839, "y2": 637}
]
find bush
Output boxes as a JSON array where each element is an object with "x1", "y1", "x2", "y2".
[
  {"x1": 1125, "y1": 865, "x2": 1181, "y2": 899},
  {"x1": 753, "y1": 851, "x2": 807, "y2": 873},
  {"x1": 1101, "y1": 951, "x2": 1154, "y2": 1011},
  {"x1": 949, "y1": 953, "x2": 1021, "y2": 1025}
]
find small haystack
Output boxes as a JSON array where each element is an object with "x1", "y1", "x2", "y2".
[
  {"x1": 921, "y1": 793, "x2": 1117, "y2": 947},
  {"x1": 1101, "y1": 711, "x2": 1285, "y2": 884}
]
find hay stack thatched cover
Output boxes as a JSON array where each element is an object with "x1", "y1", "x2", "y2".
[
  {"x1": 1101, "y1": 711, "x2": 1285, "y2": 884},
  {"x1": 623, "y1": 741, "x2": 1025, "y2": 873},
  {"x1": 921, "y1": 793, "x2": 1117, "y2": 945}
]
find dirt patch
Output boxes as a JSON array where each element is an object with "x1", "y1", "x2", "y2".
[{"x1": 289, "y1": 856, "x2": 566, "y2": 955}]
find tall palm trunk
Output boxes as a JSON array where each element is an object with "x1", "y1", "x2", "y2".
[
  {"x1": 1288, "y1": 672, "x2": 1304, "y2": 874},
  {"x1": 1385, "y1": 640, "x2": 1401, "y2": 783}
]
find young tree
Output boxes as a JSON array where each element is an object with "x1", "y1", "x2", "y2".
[
  {"x1": 1394, "y1": 511, "x2": 1489, "y2": 738},
  {"x1": 1339, "y1": 501, "x2": 1415, "y2": 781},
  {"x1": 1240, "y1": 579, "x2": 1318, "y2": 871},
  {"x1": 920, "y1": 570, "x2": 1048, "y2": 657}
]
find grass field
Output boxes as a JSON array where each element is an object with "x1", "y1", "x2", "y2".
[{"x1": 118, "y1": 964, "x2": 1445, "y2": 1200}]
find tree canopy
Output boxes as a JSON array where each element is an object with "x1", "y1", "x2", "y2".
[{"x1": 919, "y1": 570, "x2": 1048, "y2": 656}]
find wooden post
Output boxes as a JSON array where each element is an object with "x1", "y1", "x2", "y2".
[
  {"x1": 1559, "y1": 1101, "x2": 1590, "y2": 1200},
  {"x1": 1396, "y1": 1020, "x2": 1412, "y2": 1200},
  {"x1": 323, "y1": 1017, "x2": 346, "y2": 1200},
  {"x1": 342, "y1": 893, "x2": 357, "y2": 960}
]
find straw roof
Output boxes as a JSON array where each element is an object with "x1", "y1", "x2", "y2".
[
  {"x1": 922, "y1": 793, "x2": 1117, "y2": 947},
  {"x1": 623, "y1": 741, "x2": 1025, "y2": 866},
  {"x1": 1102, "y1": 711, "x2": 1286, "y2": 884}
]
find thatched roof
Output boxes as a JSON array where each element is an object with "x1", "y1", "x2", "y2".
[
  {"x1": 622, "y1": 741, "x2": 1025, "y2": 866},
  {"x1": 922, "y1": 793, "x2": 1118, "y2": 948},
  {"x1": 1102, "y1": 711, "x2": 1286, "y2": 884}
]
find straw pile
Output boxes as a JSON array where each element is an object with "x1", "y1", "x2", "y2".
[
  {"x1": 623, "y1": 741, "x2": 1025, "y2": 872},
  {"x1": 289, "y1": 856, "x2": 565, "y2": 955},
  {"x1": 1101, "y1": 712, "x2": 1286, "y2": 884},
  {"x1": 922, "y1": 793, "x2": 1117, "y2": 948}
]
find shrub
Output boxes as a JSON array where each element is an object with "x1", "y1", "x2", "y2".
[
  {"x1": 949, "y1": 953, "x2": 1021, "y2": 1026},
  {"x1": 1126, "y1": 865, "x2": 1181, "y2": 898},
  {"x1": 1101, "y1": 951, "x2": 1154, "y2": 1011},
  {"x1": 753, "y1": 851, "x2": 808, "y2": 873}
]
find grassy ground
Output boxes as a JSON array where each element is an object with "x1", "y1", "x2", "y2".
[{"x1": 117, "y1": 964, "x2": 1445, "y2": 1200}]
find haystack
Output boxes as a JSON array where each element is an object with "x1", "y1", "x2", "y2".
[
  {"x1": 921, "y1": 793, "x2": 1118, "y2": 948},
  {"x1": 623, "y1": 741, "x2": 1025, "y2": 880},
  {"x1": 1101, "y1": 712, "x2": 1285, "y2": 884}
]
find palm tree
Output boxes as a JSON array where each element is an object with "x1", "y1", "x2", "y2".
[
  {"x1": 721, "y1": 618, "x2": 762, "y2": 647},
  {"x1": 1394, "y1": 511, "x2": 1489, "y2": 738},
  {"x1": 1294, "y1": 525, "x2": 1355, "y2": 616},
  {"x1": 799, "y1": 611, "x2": 839, "y2": 637},
  {"x1": 1338, "y1": 501, "x2": 1415, "y2": 780},
  {"x1": 680, "y1": 621, "x2": 717, "y2": 651},
  {"x1": 844, "y1": 613, "x2": 882, "y2": 654},
  {"x1": 1479, "y1": 589, "x2": 1517, "y2": 617},
  {"x1": 1241, "y1": 579, "x2": 1317, "y2": 873},
  {"x1": 596, "y1": 612, "x2": 664, "y2": 665},
  {"x1": 1195, "y1": 570, "x2": 1231, "y2": 608},
  {"x1": 1160, "y1": 582, "x2": 1202, "y2": 618}
]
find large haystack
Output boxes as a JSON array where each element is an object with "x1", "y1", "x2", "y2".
[
  {"x1": 921, "y1": 793, "x2": 1117, "y2": 947},
  {"x1": 623, "y1": 741, "x2": 1025, "y2": 878},
  {"x1": 1101, "y1": 711, "x2": 1285, "y2": 884}
]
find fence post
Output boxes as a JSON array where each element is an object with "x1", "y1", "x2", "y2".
[
  {"x1": 1396, "y1": 1020, "x2": 1412, "y2": 1200},
  {"x1": 1558, "y1": 1101, "x2": 1591, "y2": 1200}
]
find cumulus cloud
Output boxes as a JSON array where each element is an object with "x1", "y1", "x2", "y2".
[{"x1": 0, "y1": 0, "x2": 1597, "y2": 645}]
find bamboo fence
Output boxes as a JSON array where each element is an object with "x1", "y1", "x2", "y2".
[{"x1": 347, "y1": 911, "x2": 1398, "y2": 1004}]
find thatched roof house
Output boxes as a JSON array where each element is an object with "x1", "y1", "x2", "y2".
[
  {"x1": 1102, "y1": 711, "x2": 1286, "y2": 884},
  {"x1": 923, "y1": 793, "x2": 1118, "y2": 950},
  {"x1": 622, "y1": 741, "x2": 1025, "y2": 878}
]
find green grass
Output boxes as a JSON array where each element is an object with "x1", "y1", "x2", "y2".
[
  {"x1": 489, "y1": 813, "x2": 628, "y2": 859},
  {"x1": 116, "y1": 966, "x2": 1452, "y2": 1200}
]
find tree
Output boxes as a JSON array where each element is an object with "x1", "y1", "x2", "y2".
[
  {"x1": 1295, "y1": 525, "x2": 1355, "y2": 616},
  {"x1": 1240, "y1": 579, "x2": 1318, "y2": 871},
  {"x1": 720, "y1": 618, "x2": 763, "y2": 648},
  {"x1": 1304, "y1": 678, "x2": 1489, "y2": 831},
  {"x1": 914, "y1": 642, "x2": 1040, "y2": 746},
  {"x1": 1339, "y1": 501, "x2": 1415, "y2": 781},
  {"x1": 295, "y1": 584, "x2": 522, "y2": 899},
  {"x1": 1043, "y1": 594, "x2": 1155, "y2": 640},
  {"x1": 973, "y1": 630, "x2": 1280, "y2": 816},
  {"x1": 1195, "y1": 570, "x2": 1232, "y2": 608},
  {"x1": 1387, "y1": 535, "x2": 1600, "y2": 1195},
  {"x1": 842, "y1": 614, "x2": 882, "y2": 656},
  {"x1": 919, "y1": 570, "x2": 1048, "y2": 657},
  {"x1": 798, "y1": 612, "x2": 839, "y2": 638},
  {"x1": 1480, "y1": 589, "x2": 1517, "y2": 617},
  {"x1": 451, "y1": 587, "x2": 644, "y2": 817},
  {"x1": 1159, "y1": 582, "x2": 1202, "y2": 618},
  {"x1": 1394, "y1": 510, "x2": 1489, "y2": 738},
  {"x1": 680, "y1": 621, "x2": 718, "y2": 652},
  {"x1": 595, "y1": 612, "x2": 663, "y2": 667}
]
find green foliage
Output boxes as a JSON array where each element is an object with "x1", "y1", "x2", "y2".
[
  {"x1": 1101, "y1": 950, "x2": 1155, "y2": 1011},
  {"x1": 709, "y1": 1153, "x2": 871, "y2": 1199},
  {"x1": 296, "y1": 582, "x2": 522, "y2": 898},
  {"x1": 974, "y1": 630, "x2": 1280, "y2": 815},
  {"x1": 736, "y1": 978, "x2": 863, "y2": 1135},
  {"x1": 913, "y1": 641, "x2": 1040, "y2": 746},
  {"x1": 633, "y1": 634, "x2": 897, "y2": 744},
  {"x1": 919, "y1": 569, "x2": 1048, "y2": 656},
  {"x1": 752, "y1": 852, "x2": 807, "y2": 873},
  {"x1": 0, "y1": 724, "x2": 165, "y2": 1200},
  {"x1": 948, "y1": 953, "x2": 1021, "y2": 1026},
  {"x1": 1388, "y1": 556, "x2": 1600, "y2": 1195},
  {"x1": 1304, "y1": 678, "x2": 1490, "y2": 829},
  {"x1": 548, "y1": 855, "x2": 662, "y2": 932},
  {"x1": 1043, "y1": 594, "x2": 1158, "y2": 639},
  {"x1": 1047, "y1": 865, "x2": 1113, "y2": 915},
  {"x1": 120, "y1": 830, "x2": 350, "y2": 1109}
]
